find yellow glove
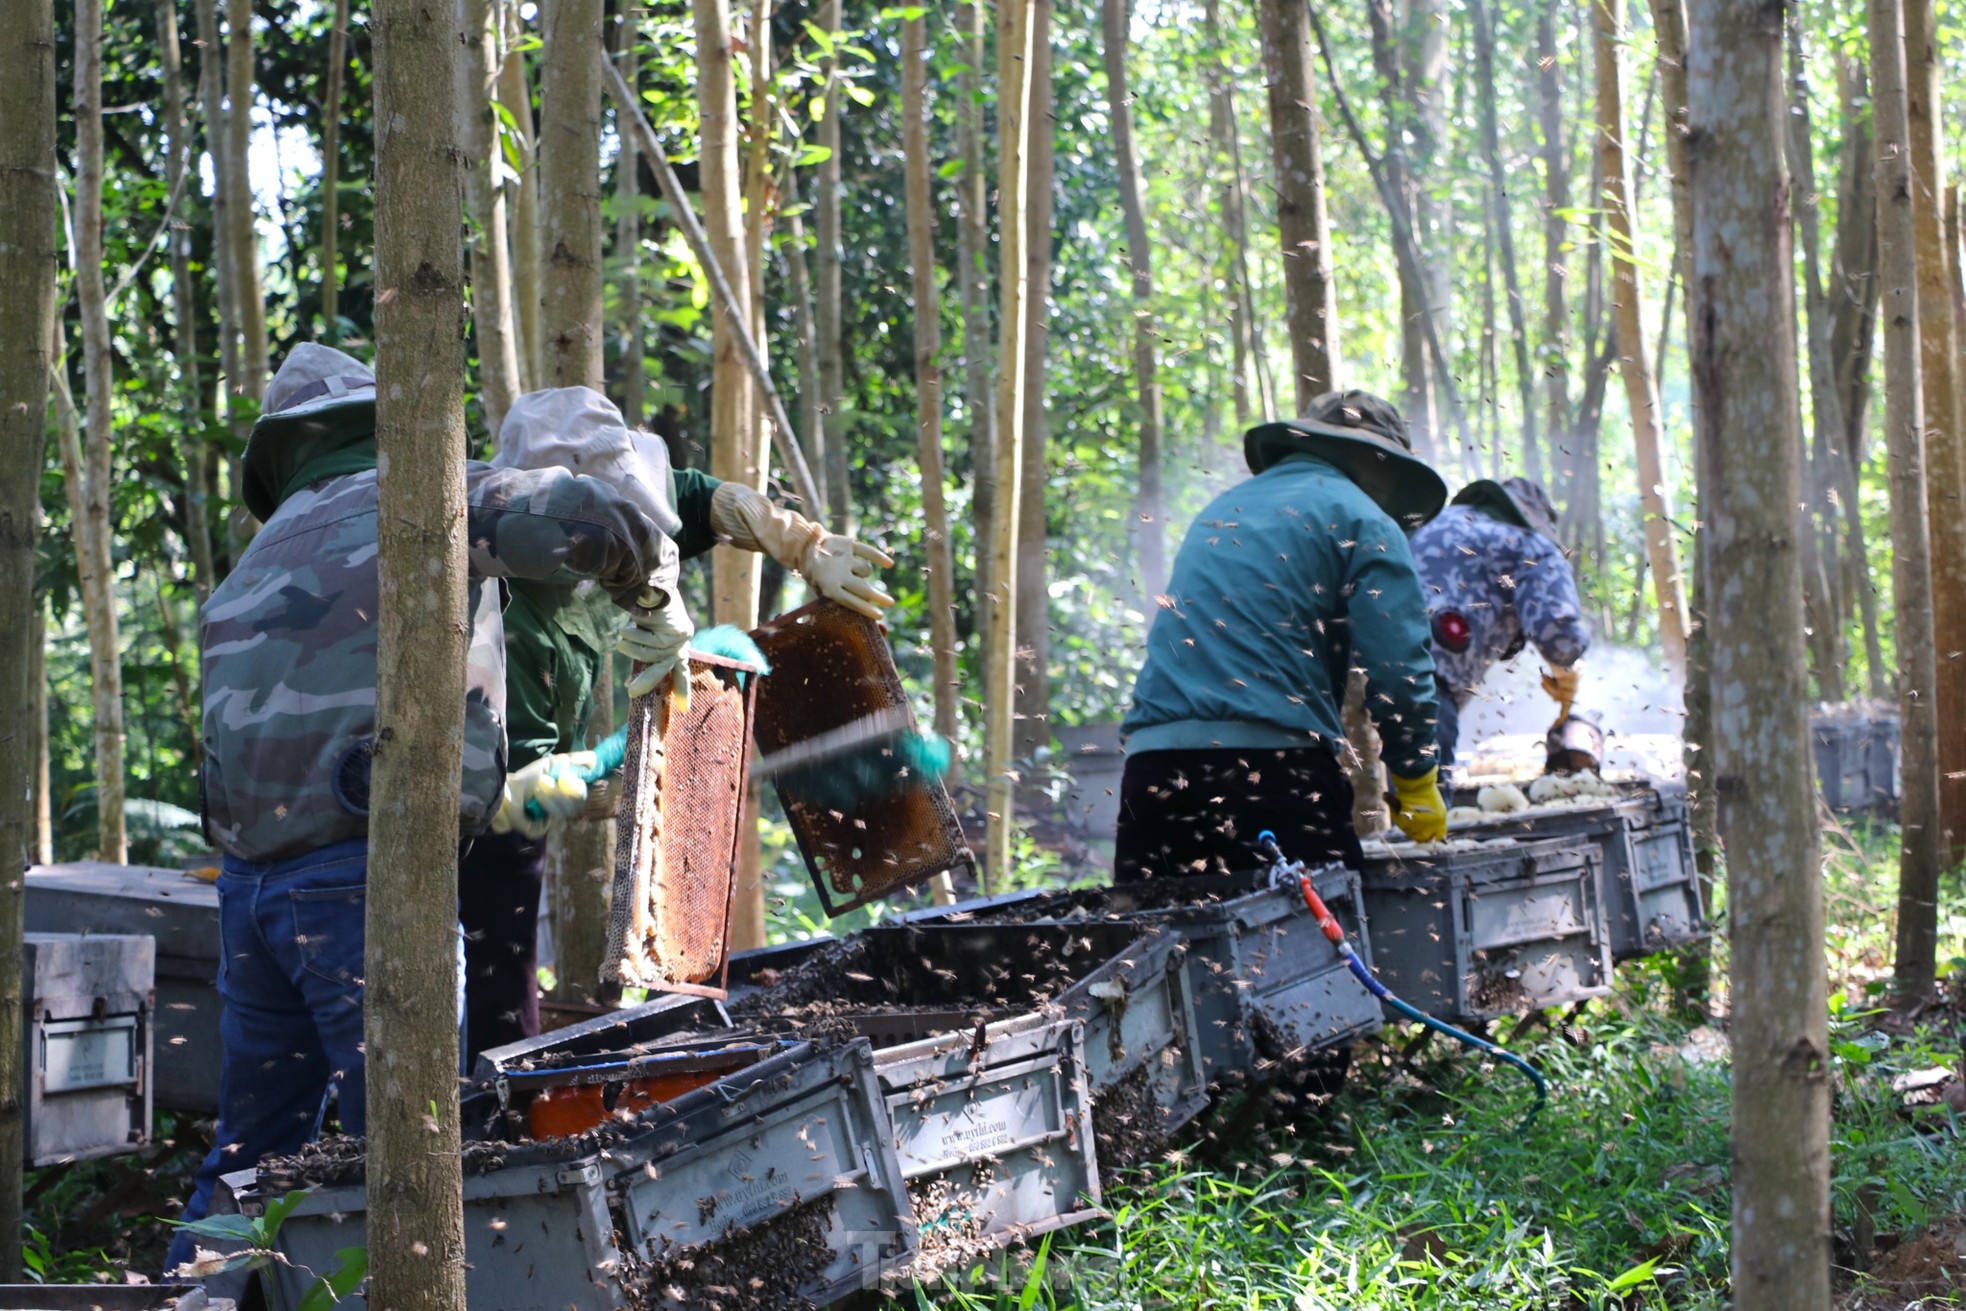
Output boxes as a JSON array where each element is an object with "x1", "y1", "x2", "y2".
[
  {"x1": 491, "y1": 751, "x2": 599, "y2": 839},
  {"x1": 1389, "y1": 768, "x2": 1449, "y2": 845},
  {"x1": 1540, "y1": 665, "x2": 1581, "y2": 723}
]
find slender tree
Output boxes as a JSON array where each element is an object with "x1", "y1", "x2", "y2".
[
  {"x1": 616, "y1": 1, "x2": 645, "y2": 425},
  {"x1": 223, "y1": 0, "x2": 268, "y2": 413},
  {"x1": 785, "y1": 196, "x2": 827, "y2": 513},
  {"x1": 1687, "y1": 5, "x2": 1830, "y2": 1303},
  {"x1": 368, "y1": 0, "x2": 470, "y2": 1296},
  {"x1": 902, "y1": 9, "x2": 957, "y2": 749},
  {"x1": 1015, "y1": 0, "x2": 1055, "y2": 767},
  {"x1": 73, "y1": 0, "x2": 128, "y2": 864},
  {"x1": 0, "y1": 0, "x2": 57, "y2": 1269},
  {"x1": 320, "y1": 0, "x2": 350, "y2": 337},
  {"x1": 1366, "y1": 0, "x2": 1431, "y2": 451},
  {"x1": 816, "y1": 0, "x2": 850, "y2": 535},
  {"x1": 157, "y1": 0, "x2": 217, "y2": 600},
  {"x1": 1594, "y1": 0, "x2": 1689, "y2": 680},
  {"x1": 538, "y1": 0, "x2": 605, "y2": 391},
  {"x1": 984, "y1": 0, "x2": 1037, "y2": 889},
  {"x1": 1903, "y1": 0, "x2": 1966, "y2": 858},
  {"x1": 499, "y1": 0, "x2": 543, "y2": 388},
  {"x1": 196, "y1": 0, "x2": 241, "y2": 458},
  {"x1": 956, "y1": 0, "x2": 995, "y2": 598},
  {"x1": 1259, "y1": 0, "x2": 1338, "y2": 406},
  {"x1": 460, "y1": 0, "x2": 523, "y2": 432},
  {"x1": 1536, "y1": 0, "x2": 1570, "y2": 468},
  {"x1": 1470, "y1": 0, "x2": 1537, "y2": 479},
  {"x1": 1869, "y1": 0, "x2": 1945, "y2": 1003},
  {"x1": 539, "y1": 0, "x2": 614, "y2": 989},
  {"x1": 1203, "y1": 0, "x2": 1270, "y2": 424},
  {"x1": 1100, "y1": 0, "x2": 1167, "y2": 599},
  {"x1": 1411, "y1": 0, "x2": 1450, "y2": 429}
]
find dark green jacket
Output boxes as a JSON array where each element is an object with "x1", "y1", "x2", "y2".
[{"x1": 502, "y1": 467, "x2": 725, "y2": 766}]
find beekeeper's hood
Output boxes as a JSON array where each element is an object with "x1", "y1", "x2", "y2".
[{"x1": 493, "y1": 387, "x2": 682, "y2": 537}]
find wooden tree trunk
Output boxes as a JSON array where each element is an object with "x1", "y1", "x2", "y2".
[
  {"x1": 616, "y1": 2, "x2": 645, "y2": 425},
  {"x1": 984, "y1": 0, "x2": 1036, "y2": 890},
  {"x1": 1869, "y1": 0, "x2": 1945, "y2": 1003},
  {"x1": 1687, "y1": 9, "x2": 1830, "y2": 1303},
  {"x1": 815, "y1": 0, "x2": 849, "y2": 536},
  {"x1": 157, "y1": 0, "x2": 217, "y2": 602},
  {"x1": 1470, "y1": 0, "x2": 1537, "y2": 480},
  {"x1": 1015, "y1": 0, "x2": 1054, "y2": 768},
  {"x1": 320, "y1": 0, "x2": 349, "y2": 337},
  {"x1": 74, "y1": 0, "x2": 127, "y2": 865},
  {"x1": 368, "y1": 0, "x2": 470, "y2": 1296},
  {"x1": 900, "y1": 13, "x2": 958, "y2": 741},
  {"x1": 1258, "y1": 0, "x2": 1338, "y2": 408},
  {"x1": 498, "y1": 0, "x2": 543, "y2": 389},
  {"x1": 1828, "y1": 58, "x2": 1888, "y2": 698},
  {"x1": 1101, "y1": 0, "x2": 1166, "y2": 600},
  {"x1": 1366, "y1": 0, "x2": 1431, "y2": 455},
  {"x1": 957, "y1": 1, "x2": 995, "y2": 603},
  {"x1": 539, "y1": 0, "x2": 604, "y2": 391},
  {"x1": 902, "y1": 10, "x2": 958, "y2": 903},
  {"x1": 1594, "y1": 0, "x2": 1688, "y2": 681},
  {"x1": 196, "y1": 0, "x2": 240, "y2": 443},
  {"x1": 32, "y1": 608, "x2": 53, "y2": 867},
  {"x1": 224, "y1": 0, "x2": 267, "y2": 404},
  {"x1": 460, "y1": 0, "x2": 522, "y2": 433},
  {"x1": 1203, "y1": 0, "x2": 1266, "y2": 425},
  {"x1": 1536, "y1": 0, "x2": 1570, "y2": 469},
  {"x1": 539, "y1": 0, "x2": 615, "y2": 991},
  {"x1": 1903, "y1": 0, "x2": 1966, "y2": 860},
  {"x1": 0, "y1": 0, "x2": 57, "y2": 1268},
  {"x1": 1411, "y1": 0, "x2": 1450, "y2": 432},
  {"x1": 785, "y1": 199, "x2": 827, "y2": 512}
]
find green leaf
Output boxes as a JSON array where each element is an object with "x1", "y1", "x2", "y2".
[
  {"x1": 1605, "y1": 1257, "x2": 1660, "y2": 1293},
  {"x1": 810, "y1": 94, "x2": 828, "y2": 123},
  {"x1": 295, "y1": 1246, "x2": 368, "y2": 1311},
  {"x1": 936, "y1": 158, "x2": 966, "y2": 179},
  {"x1": 801, "y1": 20, "x2": 836, "y2": 56},
  {"x1": 795, "y1": 144, "x2": 834, "y2": 167},
  {"x1": 256, "y1": 1187, "x2": 312, "y2": 1242},
  {"x1": 1016, "y1": 1235, "x2": 1052, "y2": 1309},
  {"x1": 843, "y1": 82, "x2": 876, "y2": 108},
  {"x1": 167, "y1": 1214, "x2": 259, "y2": 1243}
]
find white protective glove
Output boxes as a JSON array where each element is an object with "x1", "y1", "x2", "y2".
[
  {"x1": 709, "y1": 481, "x2": 895, "y2": 620},
  {"x1": 619, "y1": 585, "x2": 695, "y2": 699},
  {"x1": 491, "y1": 751, "x2": 599, "y2": 839}
]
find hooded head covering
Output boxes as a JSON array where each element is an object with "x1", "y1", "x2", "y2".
[
  {"x1": 1453, "y1": 476, "x2": 1560, "y2": 541},
  {"x1": 240, "y1": 344, "x2": 380, "y2": 521},
  {"x1": 494, "y1": 387, "x2": 683, "y2": 537},
  {"x1": 1243, "y1": 389, "x2": 1449, "y2": 526}
]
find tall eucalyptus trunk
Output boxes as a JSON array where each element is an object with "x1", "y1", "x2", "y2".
[
  {"x1": 1015, "y1": 0, "x2": 1055, "y2": 767},
  {"x1": 1258, "y1": 0, "x2": 1339, "y2": 407},
  {"x1": 816, "y1": 0, "x2": 850, "y2": 536},
  {"x1": 460, "y1": 0, "x2": 522, "y2": 432},
  {"x1": 320, "y1": 0, "x2": 350, "y2": 337},
  {"x1": 955, "y1": 0, "x2": 995, "y2": 603}
]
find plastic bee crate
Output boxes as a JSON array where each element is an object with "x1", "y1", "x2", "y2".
[
  {"x1": 839, "y1": 920, "x2": 1211, "y2": 1168},
  {"x1": 1359, "y1": 838, "x2": 1611, "y2": 1022},
  {"x1": 22, "y1": 934, "x2": 153, "y2": 1166},
  {"x1": 871, "y1": 1012, "x2": 1101, "y2": 1273},
  {"x1": 1446, "y1": 782, "x2": 1705, "y2": 961},
  {"x1": 1812, "y1": 716, "x2": 1878, "y2": 812},
  {"x1": 993, "y1": 868, "x2": 1381, "y2": 1089},
  {"x1": 1866, "y1": 714, "x2": 1901, "y2": 809},
  {"x1": 471, "y1": 992, "x2": 727, "y2": 1084},
  {"x1": 238, "y1": 1148, "x2": 629, "y2": 1311}
]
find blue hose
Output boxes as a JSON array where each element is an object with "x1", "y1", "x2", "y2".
[{"x1": 1256, "y1": 830, "x2": 1548, "y2": 1128}]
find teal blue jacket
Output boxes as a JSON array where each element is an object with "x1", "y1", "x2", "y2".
[{"x1": 1121, "y1": 454, "x2": 1440, "y2": 778}]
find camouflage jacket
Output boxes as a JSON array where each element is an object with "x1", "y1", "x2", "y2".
[
  {"x1": 1122, "y1": 453, "x2": 1439, "y2": 779},
  {"x1": 201, "y1": 463, "x2": 670, "y2": 863},
  {"x1": 1408, "y1": 504, "x2": 1590, "y2": 701}
]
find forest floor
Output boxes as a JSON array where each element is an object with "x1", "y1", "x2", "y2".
[
  {"x1": 897, "y1": 817, "x2": 1966, "y2": 1310},
  {"x1": 20, "y1": 818, "x2": 1966, "y2": 1308}
]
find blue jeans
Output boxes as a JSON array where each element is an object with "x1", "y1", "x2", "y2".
[{"x1": 167, "y1": 839, "x2": 372, "y2": 1272}]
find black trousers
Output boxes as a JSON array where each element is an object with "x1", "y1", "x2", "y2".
[
  {"x1": 458, "y1": 827, "x2": 548, "y2": 1065},
  {"x1": 1112, "y1": 747, "x2": 1365, "y2": 882}
]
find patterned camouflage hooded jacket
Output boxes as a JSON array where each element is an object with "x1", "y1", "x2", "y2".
[
  {"x1": 200, "y1": 354, "x2": 672, "y2": 863},
  {"x1": 1408, "y1": 502, "x2": 1589, "y2": 703}
]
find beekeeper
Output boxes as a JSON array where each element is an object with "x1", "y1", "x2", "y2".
[
  {"x1": 461, "y1": 387, "x2": 896, "y2": 1061},
  {"x1": 1408, "y1": 476, "x2": 1590, "y2": 778},
  {"x1": 169, "y1": 346, "x2": 675, "y2": 1270},
  {"x1": 1115, "y1": 390, "x2": 1449, "y2": 878}
]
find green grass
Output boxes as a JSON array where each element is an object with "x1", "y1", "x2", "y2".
[{"x1": 901, "y1": 825, "x2": 1966, "y2": 1310}]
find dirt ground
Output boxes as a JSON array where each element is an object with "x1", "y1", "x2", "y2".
[{"x1": 1839, "y1": 1219, "x2": 1966, "y2": 1309}]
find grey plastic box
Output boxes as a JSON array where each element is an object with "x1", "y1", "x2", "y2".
[
  {"x1": 873, "y1": 1012, "x2": 1101, "y2": 1272},
  {"x1": 853, "y1": 921, "x2": 1210, "y2": 1166},
  {"x1": 1360, "y1": 838, "x2": 1610, "y2": 1021},
  {"x1": 1813, "y1": 718, "x2": 1876, "y2": 811},
  {"x1": 1007, "y1": 868, "x2": 1382, "y2": 1087},
  {"x1": 22, "y1": 934, "x2": 153, "y2": 1166},
  {"x1": 25, "y1": 863, "x2": 221, "y2": 1114},
  {"x1": 1448, "y1": 783, "x2": 1705, "y2": 960},
  {"x1": 471, "y1": 991, "x2": 726, "y2": 1083}
]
